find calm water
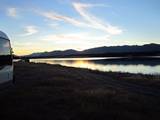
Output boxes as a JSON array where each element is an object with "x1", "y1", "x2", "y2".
[{"x1": 31, "y1": 57, "x2": 160, "y2": 75}]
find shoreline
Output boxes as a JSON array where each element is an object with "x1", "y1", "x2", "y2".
[
  {"x1": 19, "y1": 57, "x2": 160, "y2": 75},
  {"x1": 15, "y1": 61, "x2": 160, "y2": 89},
  {"x1": 0, "y1": 62, "x2": 160, "y2": 120},
  {"x1": 29, "y1": 62, "x2": 160, "y2": 84}
]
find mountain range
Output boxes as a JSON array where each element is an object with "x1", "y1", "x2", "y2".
[{"x1": 25, "y1": 43, "x2": 160, "y2": 58}]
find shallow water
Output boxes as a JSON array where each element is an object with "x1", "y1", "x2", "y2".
[{"x1": 31, "y1": 57, "x2": 160, "y2": 75}]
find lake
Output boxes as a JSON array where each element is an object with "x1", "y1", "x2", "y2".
[{"x1": 30, "y1": 57, "x2": 160, "y2": 75}]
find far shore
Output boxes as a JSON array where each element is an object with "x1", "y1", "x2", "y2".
[
  {"x1": 0, "y1": 61, "x2": 160, "y2": 120},
  {"x1": 14, "y1": 55, "x2": 160, "y2": 60}
]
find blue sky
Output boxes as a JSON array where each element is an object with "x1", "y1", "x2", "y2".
[{"x1": 0, "y1": 0, "x2": 160, "y2": 55}]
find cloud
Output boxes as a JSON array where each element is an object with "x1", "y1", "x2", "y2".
[
  {"x1": 48, "y1": 23, "x2": 59, "y2": 28},
  {"x1": 72, "y1": 2, "x2": 123, "y2": 35},
  {"x1": 21, "y1": 26, "x2": 39, "y2": 36},
  {"x1": 39, "y1": 32, "x2": 111, "y2": 51},
  {"x1": 39, "y1": 2, "x2": 123, "y2": 35},
  {"x1": 42, "y1": 32, "x2": 110, "y2": 42},
  {"x1": 42, "y1": 33, "x2": 86, "y2": 41},
  {"x1": 39, "y1": 11, "x2": 88, "y2": 27},
  {"x1": 7, "y1": 7, "x2": 17, "y2": 17}
]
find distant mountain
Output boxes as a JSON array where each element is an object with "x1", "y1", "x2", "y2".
[
  {"x1": 26, "y1": 43, "x2": 160, "y2": 58},
  {"x1": 82, "y1": 43, "x2": 160, "y2": 54},
  {"x1": 28, "y1": 49, "x2": 79, "y2": 57}
]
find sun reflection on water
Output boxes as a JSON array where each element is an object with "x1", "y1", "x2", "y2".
[{"x1": 31, "y1": 58, "x2": 160, "y2": 74}]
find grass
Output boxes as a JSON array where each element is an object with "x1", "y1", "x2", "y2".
[
  {"x1": 97, "y1": 71, "x2": 160, "y2": 88},
  {"x1": 0, "y1": 62, "x2": 160, "y2": 120}
]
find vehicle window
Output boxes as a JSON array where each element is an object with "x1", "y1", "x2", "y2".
[
  {"x1": 0, "y1": 38, "x2": 11, "y2": 55},
  {"x1": 0, "y1": 38, "x2": 12, "y2": 65}
]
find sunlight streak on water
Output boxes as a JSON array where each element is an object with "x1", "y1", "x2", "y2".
[{"x1": 31, "y1": 58, "x2": 160, "y2": 75}]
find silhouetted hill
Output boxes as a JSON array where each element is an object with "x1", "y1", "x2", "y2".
[
  {"x1": 25, "y1": 43, "x2": 160, "y2": 58},
  {"x1": 82, "y1": 43, "x2": 160, "y2": 54},
  {"x1": 29, "y1": 49, "x2": 78, "y2": 57}
]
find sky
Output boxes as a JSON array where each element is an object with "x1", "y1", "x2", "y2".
[{"x1": 0, "y1": 0, "x2": 160, "y2": 55}]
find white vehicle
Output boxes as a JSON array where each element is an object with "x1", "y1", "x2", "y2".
[{"x1": 0, "y1": 31, "x2": 13, "y2": 86}]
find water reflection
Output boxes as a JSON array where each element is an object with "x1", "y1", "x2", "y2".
[{"x1": 31, "y1": 58, "x2": 160, "y2": 74}]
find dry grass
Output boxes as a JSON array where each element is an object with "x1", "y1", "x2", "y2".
[
  {"x1": 98, "y1": 71, "x2": 160, "y2": 88},
  {"x1": 0, "y1": 62, "x2": 160, "y2": 120}
]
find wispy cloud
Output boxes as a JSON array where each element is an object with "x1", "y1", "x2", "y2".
[
  {"x1": 38, "y1": 2, "x2": 123, "y2": 35},
  {"x1": 72, "y1": 2, "x2": 122, "y2": 35},
  {"x1": 39, "y1": 11, "x2": 88, "y2": 27},
  {"x1": 48, "y1": 23, "x2": 59, "y2": 28},
  {"x1": 7, "y1": 7, "x2": 17, "y2": 17},
  {"x1": 21, "y1": 26, "x2": 39, "y2": 36},
  {"x1": 42, "y1": 33, "x2": 86, "y2": 41},
  {"x1": 42, "y1": 32, "x2": 110, "y2": 42},
  {"x1": 40, "y1": 32, "x2": 110, "y2": 51}
]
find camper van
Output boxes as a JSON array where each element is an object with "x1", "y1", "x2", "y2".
[{"x1": 0, "y1": 31, "x2": 13, "y2": 86}]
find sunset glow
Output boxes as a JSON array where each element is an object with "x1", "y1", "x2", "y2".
[{"x1": 0, "y1": 0, "x2": 160, "y2": 55}]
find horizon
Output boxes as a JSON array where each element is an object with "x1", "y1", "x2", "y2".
[
  {"x1": 21, "y1": 43, "x2": 159, "y2": 56},
  {"x1": 1, "y1": 0, "x2": 160, "y2": 55}
]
